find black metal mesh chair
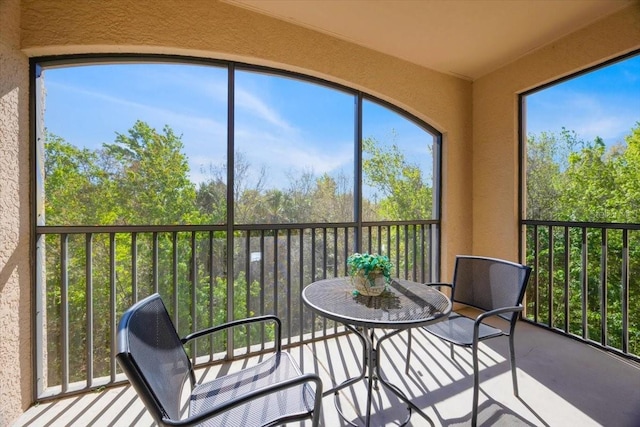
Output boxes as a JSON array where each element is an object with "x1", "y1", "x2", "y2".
[
  {"x1": 405, "y1": 256, "x2": 532, "y2": 427},
  {"x1": 117, "y1": 293, "x2": 322, "y2": 427}
]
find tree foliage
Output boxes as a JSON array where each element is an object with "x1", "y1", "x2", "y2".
[
  {"x1": 526, "y1": 122, "x2": 640, "y2": 356},
  {"x1": 43, "y1": 116, "x2": 640, "y2": 387},
  {"x1": 42, "y1": 120, "x2": 437, "y2": 386},
  {"x1": 362, "y1": 135, "x2": 433, "y2": 220}
]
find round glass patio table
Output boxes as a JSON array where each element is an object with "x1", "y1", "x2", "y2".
[{"x1": 302, "y1": 277, "x2": 451, "y2": 426}]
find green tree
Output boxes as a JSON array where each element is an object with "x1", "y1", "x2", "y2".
[
  {"x1": 362, "y1": 136, "x2": 433, "y2": 220},
  {"x1": 102, "y1": 120, "x2": 198, "y2": 225},
  {"x1": 196, "y1": 172, "x2": 227, "y2": 224},
  {"x1": 43, "y1": 121, "x2": 209, "y2": 383},
  {"x1": 526, "y1": 131, "x2": 564, "y2": 220},
  {"x1": 44, "y1": 131, "x2": 110, "y2": 225},
  {"x1": 525, "y1": 123, "x2": 640, "y2": 356}
]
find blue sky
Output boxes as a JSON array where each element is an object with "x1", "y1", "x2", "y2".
[
  {"x1": 526, "y1": 54, "x2": 640, "y2": 146},
  {"x1": 42, "y1": 54, "x2": 639, "y2": 191}
]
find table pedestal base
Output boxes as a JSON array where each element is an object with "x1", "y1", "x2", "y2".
[
  {"x1": 323, "y1": 325, "x2": 434, "y2": 427},
  {"x1": 332, "y1": 375, "x2": 412, "y2": 427}
]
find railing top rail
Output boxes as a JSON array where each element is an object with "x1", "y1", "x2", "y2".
[
  {"x1": 36, "y1": 224, "x2": 229, "y2": 234},
  {"x1": 522, "y1": 219, "x2": 640, "y2": 230},
  {"x1": 37, "y1": 220, "x2": 440, "y2": 235}
]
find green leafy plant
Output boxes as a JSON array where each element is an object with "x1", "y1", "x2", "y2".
[{"x1": 347, "y1": 252, "x2": 393, "y2": 283}]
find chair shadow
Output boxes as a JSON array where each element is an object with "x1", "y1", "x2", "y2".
[{"x1": 391, "y1": 327, "x2": 550, "y2": 427}]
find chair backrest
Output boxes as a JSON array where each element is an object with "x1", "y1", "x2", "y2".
[
  {"x1": 451, "y1": 256, "x2": 532, "y2": 321},
  {"x1": 116, "y1": 293, "x2": 192, "y2": 423}
]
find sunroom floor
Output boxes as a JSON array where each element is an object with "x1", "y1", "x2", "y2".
[{"x1": 14, "y1": 320, "x2": 640, "y2": 426}]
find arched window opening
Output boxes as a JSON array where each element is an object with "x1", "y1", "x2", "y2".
[{"x1": 33, "y1": 56, "x2": 442, "y2": 397}]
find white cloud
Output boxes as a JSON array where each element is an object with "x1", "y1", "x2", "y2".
[
  {"x1": 527, "y1": 89, "x2": 639, "y2": 145},
  {"x1": 231, "y1": 125, "x2": 353, "y2": 188},
  {"x1": 48, "y1": 79, "x2": 228, "y2": 140},
  {"x1": 235, "y1": 87, "x2": 294, "y2": 132}
]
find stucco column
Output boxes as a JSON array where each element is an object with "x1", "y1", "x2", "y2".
[{"x1": 0, "y1": 0, "x2": 33, "y2": 424}]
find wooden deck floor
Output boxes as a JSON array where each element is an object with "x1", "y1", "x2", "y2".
[{"x1": 14, "y1": 320, "x2": 640, "y2": 426}]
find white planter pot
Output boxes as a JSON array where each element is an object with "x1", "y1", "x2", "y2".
[{"x1": 351, "y1": 271, "x2": 386, "y2": 296}]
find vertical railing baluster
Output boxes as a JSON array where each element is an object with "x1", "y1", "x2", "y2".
[
  {"x1": 548, "y1": 225, "x2": 554, "y2": 328},
  {"x1": 404, "y1": 225, "x2": 409, "y2": 279},
  {"x1": 245, "y1": 230, "x2": 251, "y2": 353},
  {"x1": 367, "y1": 225, "x2": 372, "y2": 253},
  {"x1": 286, "y1": 229, "x2": 292, "y2": 345},
  {"x1": 191, "y1": 231, "x2": 197, "y2": 364},
  {"x1": 395, "y1": 224, "x2": 400, "y2": 277},
  {"x1": 85, "y1": 233, "x2": 93, "y2": 387},
  {"x1": 533, "y1": 225, "x2": 539, "y2": 323},
  {"x1": 564, "y1": 226, "x2": 570, "y2": 334},
  {"x1": 386, "y1": 225, "x2": 392, "y2": 260},
  {"x1": 430, "y1": 223, "x2": 434, "y2": 280},
  {"x1": 424, "y1": 225, "x2": 430, "y2": 282},
  {"x1": 322, "y1": 228, "x2": 327, "y2": 279},
  {"x1": 260, "y1": 230, "x2": 265, "y2": 345},
  {"x1": 172, "y1": 231, "x2": 179, "y2": 330},
  {"x1": 333, "y1": 227, "x2": 338, "y2": 277},
  {"x1": 209, "y1": 231, "x2": 215, "y2": 361},
  {"x1": 601, "y1": 228, "x2": 608, "y2": 346},
  {"x1": 131, "y1": 232, "x2": 138, "y2": 303},
  {"x1": 274, "y1": 229, "x2": 279, "y2": 332},
  {"x1": 622, "y1": 229, "x2": 629, "y2": 354},
  {"x1": 311, "y1": 229, "x2": 317, "y2": 338},
  {"x1": 345, "y1": 227, "x2": 350, "y2": 269},
  {"x1": 109, "y1": 233, "x2": 117, "y2": 383},
  {"x1": 60, "y1": 233, "x2": 69, "y2": 393},
  {"x1": 420, "y1": 224, "x2": 426, "y2": 283},
  {"x1": 316, "y1": 228, "x2": 327, "y2": 333},
  {"x1": 581, "y1": 227, "x2": 589, "y2": 340},
  {"x1": 412, "y1": 224, "x2": 418, "y2": 281},
  {"x1": 299, "y1": 228, "x2": 305, "y2": 345},
  {"x1": 152, "y1": 232, "x2": 158, "y2": 294},
  {"x1": 333, "y1": 227, "x2": 338, "y2": 335}
]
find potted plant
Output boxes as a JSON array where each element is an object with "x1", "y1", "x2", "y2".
[{"x1": 347, "y1": 252, "x2": 393, "y2": 296}]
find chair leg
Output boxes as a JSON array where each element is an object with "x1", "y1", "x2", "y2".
[
  {"x1": 405, "y1": 329, "x2": 412, "y2": 374},
  {"x1": 509, "y1": 333, "x2": 519, "y2": 396},
  {"x1": 311, "y1": 378, "x2": 323, "y2": 427},
  {"x1": 472, "y1": 343, "x2": 479, "y2": 427},
  {"x1": 450, "y1": 342, "x2": 455, "y2": 359}
]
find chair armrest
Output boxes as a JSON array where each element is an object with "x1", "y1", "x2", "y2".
[
  {"x1": 424, "y1": 282, "x2": 453, "y2": 290},
  {"x1": 473, "y1": 305, "x2": 523, "y2": 329},
  {"x1": 162, "y1": 372, "x2": 323, "y2": 427},
  {"x1": 181, "y1": 315, "x2": 282, "y2": 352},
  {"x1": 474, "y1": 305, "x2": 523, "y2": 324},
  {"x1": 472, "y1": 305, "x2": 523, "y2": 343}
]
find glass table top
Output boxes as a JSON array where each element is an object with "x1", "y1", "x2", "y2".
[{"x1": 302, "y1": 277, "x2": 452, "y2": 329}]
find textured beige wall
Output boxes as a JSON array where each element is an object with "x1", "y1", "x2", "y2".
[
  {"x1": 1, "y1": 0, "x2": 32, "y2": 424},
  {"x1": 472, "y1": 4, "x2": 640, "y2": 261}
]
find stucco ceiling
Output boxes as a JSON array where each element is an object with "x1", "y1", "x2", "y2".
[{"x1": 223, "y1": 0, "x2": 633, "y2": 80}]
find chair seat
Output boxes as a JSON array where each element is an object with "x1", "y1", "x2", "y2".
[
  {"x1": 423, "y1": 313, "x2": 504, "y2": 346},
  {"x1": 190, "y1": 352, "x2": 316, "y2": 427}
]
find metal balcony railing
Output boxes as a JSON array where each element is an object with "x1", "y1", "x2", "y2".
[
  {"x1": 523, "y1": 220, "x2": 640, "y2": 362},
  {"x1": 34, "y1": 220, "x2": 439, "y2": 400}
]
